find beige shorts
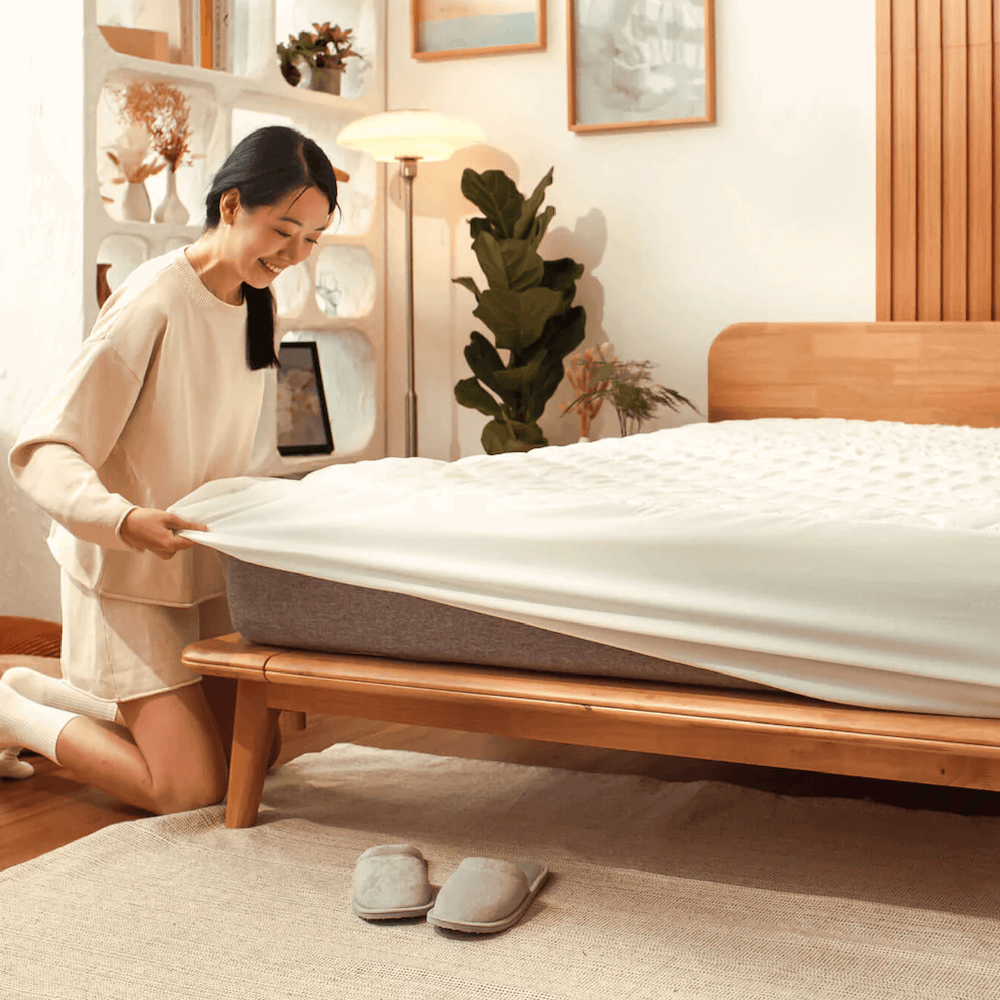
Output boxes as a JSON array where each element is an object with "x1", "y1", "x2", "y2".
[{"x1": 59, "y1": 570, "x2": 233, "y2": 705}]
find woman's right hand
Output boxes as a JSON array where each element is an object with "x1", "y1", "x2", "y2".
[{"x1": 120, "y1": 508, "x2": 209, "y2": 561}]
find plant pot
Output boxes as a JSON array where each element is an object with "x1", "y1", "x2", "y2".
[
  {"x1": 122, "y1": 181, "x2": 151, "y2": 222},
  {"x1": 154, "y1": 167, "x2": 189, "y2": 226},
  {"x1": 309, "y1": 66, "x2": 343, "y2": 95}
]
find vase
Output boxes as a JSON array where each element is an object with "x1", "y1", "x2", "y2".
[
  {"x1": 96, "y1": 263, "x2": 112, "y2": 308},
  {"x1": 121, "y1": 180, "x2": 151, "y2": 222},
  {"x1": 309, "y1": 66, "x2": 342, "y2": 95},
  {"x1": 154, "y1": 167, "x2": 190, "y2": 225}
]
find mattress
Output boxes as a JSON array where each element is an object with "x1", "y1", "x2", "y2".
[
  {"x1": 172, "y1": 418, "x2": 1000, "y2": 717},
  {"x1": 221, "y1": 554, "x2": 769, "y2": 690}
]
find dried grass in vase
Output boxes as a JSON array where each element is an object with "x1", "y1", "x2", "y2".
[
  {"x1": 561, "y1": 341, "x2": 614, "y2": 439},
  {"x1": 109, "y1": 81, "x2": 198, "y2": 173},
  {"x1": 105, "y1": 122, "x2": 166, "y2": 186}
]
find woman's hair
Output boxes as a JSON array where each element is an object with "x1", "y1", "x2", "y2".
[{"x1": 202, "y1": 126, "x2": 339, "y2": 371}]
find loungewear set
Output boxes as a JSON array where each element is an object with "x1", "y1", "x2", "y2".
[{"x1": 8, "y1": 246, "x2": 277, "y2": 705}]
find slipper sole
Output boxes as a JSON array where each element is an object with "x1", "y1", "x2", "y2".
[{"x1": 427, "y1": 861, "x2": 549, "y2": 934}]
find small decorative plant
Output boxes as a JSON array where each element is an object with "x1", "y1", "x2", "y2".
[
  {"x1": 108, "y1": 80, "x2": 196, "y2": 173},
  {"x1": 561, "y1": 341, "x2": 614, "y2": 439},
  {"x1": 277, "y1": 22, "x2": 360, "y2": 87},
  {"x1": 104, "y1": 121, "x2": 166, "y2": 187},
  {"x1": 454, "y1": 167, "x2": 587, "y2": 455},
  {"x1": 564, "y1": 357, "x2": 700, "y2": 436}
]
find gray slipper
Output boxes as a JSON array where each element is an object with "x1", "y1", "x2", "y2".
[
  {"x1": 352, "y1": 844, "x2": 435, "y2": 920},
  {"x1": 426, "y1": 857, "x2": 549, "y2": 934}
]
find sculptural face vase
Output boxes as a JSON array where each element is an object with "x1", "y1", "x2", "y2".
[
  {"x1": 122, "y1": 181, "x2": 151, "y2": 222},
  {"x1": 154, "y1": 168, "x2": 190, "y2": 226}
]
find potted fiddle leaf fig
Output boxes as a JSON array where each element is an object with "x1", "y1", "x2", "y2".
[{"x1": 454, "y1": 167, "x2": 586, "y2": 454}]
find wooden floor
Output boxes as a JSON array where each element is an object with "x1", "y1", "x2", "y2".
[{"x1": 4, "y1": 712, "x2": 1000, "y2": 871}]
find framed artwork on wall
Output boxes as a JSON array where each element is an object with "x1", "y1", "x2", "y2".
[
  {"x1": 567, "y1": 0, "x2": 715, "y2": 133},
  {"x1": 411, "y1": 0, "x2": 546, "y2": 61},
  {"x1": 277, "y1": 342, "x2": 335, "y2": 456}
]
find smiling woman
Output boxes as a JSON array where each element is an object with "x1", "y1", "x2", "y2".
[{"x1": 2, "y1": 125, "x2": 339, "y2": 817}]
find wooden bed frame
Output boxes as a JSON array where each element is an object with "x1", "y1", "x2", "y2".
[{"x1": 181, "y1": 321, "x2": 1000, "y2": 828}]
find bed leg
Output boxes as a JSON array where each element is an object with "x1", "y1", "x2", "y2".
[{"x1": 225, "y1": 678, "x2": 279, "y2": 829}]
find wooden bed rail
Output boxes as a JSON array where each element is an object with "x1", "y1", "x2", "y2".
[{"x1": 182, "y1": 635, "x2": 1000, "y2": 829}]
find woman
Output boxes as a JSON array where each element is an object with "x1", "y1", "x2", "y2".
[{"x1": 0, "y1": 126, "x2": 337, "y2": 814}]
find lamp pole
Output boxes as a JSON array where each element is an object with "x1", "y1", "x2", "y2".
[{"x1": 400, "y1": 156, "x2": 419, "y2": 458}]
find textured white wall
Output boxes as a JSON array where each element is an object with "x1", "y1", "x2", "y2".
[
  {"x1": 384, "y1": 0, "x2": 877, "y2": 459},
  {"x1": 1, "y1": 1, "x2": 86, "y2": 621}
]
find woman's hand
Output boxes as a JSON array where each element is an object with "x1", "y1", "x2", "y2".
[{"x1": 120, "y1": 508, "x2": 209, "y2": 561}]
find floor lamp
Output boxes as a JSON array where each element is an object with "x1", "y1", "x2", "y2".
[{"x1": 336, "y1": 110, "x2": 485, "y2": 458}]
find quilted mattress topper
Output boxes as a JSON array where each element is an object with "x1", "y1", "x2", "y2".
[{"x1": 172, "y1": 418, "x2": 1000, "y2": 716}]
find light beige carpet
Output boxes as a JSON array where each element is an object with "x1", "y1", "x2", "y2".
[{"x1": 3, "y1": 743, "x2": 1000, "y2": 1000}]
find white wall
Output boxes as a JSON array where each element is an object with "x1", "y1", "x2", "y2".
[
  {"x1": 0, "y1": 0, "x2": 875, "y2": 622},
  {"x1": 384, "y1": 0, "x2": 877, "y2": 459},
  {"x1": 1, "y1": 1, "x2": 86, "y2": 621}
]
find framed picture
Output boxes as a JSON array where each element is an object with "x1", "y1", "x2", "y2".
[
  {"x1": 411, "y1": 0, "x2": 546, "y2": 61},
  {"x1": 567, "y1": 0, "x2": 715, "y2": 133},
  {"x1": 276, "y1": 342, "x2": 335, "y2": 457}
]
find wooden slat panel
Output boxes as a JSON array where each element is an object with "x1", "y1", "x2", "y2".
[
  {"x1": 917, "y1": 0, "x2": 943, "y2": 319},
  {"x1": 968, "y1": 0, "x2": 994, "y2": 319},
  {"x1": 942, "y1": 0, "x2": 969, "y2": 319},
  {"x1": 877, "y1": 0, "x2": 895, "y2": 320},
  {"x1": 993, "y1": 0, "x2": 1000, "y2": 316},
  {"x1": 892, "y1": 0, "x2": 920, "y2": 319}
]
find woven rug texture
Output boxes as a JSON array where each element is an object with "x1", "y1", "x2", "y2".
[{"x1": 3, "y1": 742, "x2": 1000, "y2": 1000}]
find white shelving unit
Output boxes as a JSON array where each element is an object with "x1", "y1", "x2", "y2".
[{"x1": 83, "y1": 0, "x2": 387, "y2": 475}]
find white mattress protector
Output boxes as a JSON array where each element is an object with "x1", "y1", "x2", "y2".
[{"x1": 172, "y1": 419, "x2": 1000, "y2": 716}]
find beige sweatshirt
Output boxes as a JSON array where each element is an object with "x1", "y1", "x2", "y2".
[{"x1": 8, "y1": 245, "x2": 277, "y2": 608}]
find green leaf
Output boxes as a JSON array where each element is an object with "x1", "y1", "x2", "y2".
[
  {"x1": 497, "y1": 239, "x2": 545, "y2": 291},
  {"x1": 464, "y1": 332, "x2": 508, "y2": 399},
  {"x1": 481, "y1": 417, "x2": 547, "y2": 455},
  {"x1": 454, "y1": 376, "x2": 502, "y2": 417},
  {"x1": 512, "y1": 168, "x2": 554, "y2": 240},
  {"x1": 452, "y1": 276, "x2": 481, "y2": 301},
  {"x1": 471, "y1": 231, "x2": 508, "y2": 290},
  {"x1": 473, "y1": 287, "x2": 565, "y2": 352},
  {"x1": 468, "y1": 217, "x2": 491, "y2": 240},
  {"x1": 493, "y1": 352, "x2": 546, "y2": 395},
  {"x1": 526, "y1": 206, "x2": 556, "y2": 252},
  {"x1": 526, "y1": 306, "x2": 586, "y2": 420},
  {"x1": 542, "y1": 258, "x2": 585, "y2": 295},
  {"x1": 461, "y1": 169, "x2": 524, "y2": 238}
]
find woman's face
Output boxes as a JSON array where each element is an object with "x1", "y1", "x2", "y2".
[{"x1": 223, "y1": 185, "x2": 331, "y2": 289}]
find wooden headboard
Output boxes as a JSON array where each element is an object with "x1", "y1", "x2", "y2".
[{"x1": 707, "y1": 323, "x2": 1000, "y2": 426}]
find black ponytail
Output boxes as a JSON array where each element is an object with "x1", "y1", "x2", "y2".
[{"x1": 202, "y1": 126, "x2": 339, "y2": 371}]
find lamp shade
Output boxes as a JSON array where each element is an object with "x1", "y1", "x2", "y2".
[{"x1": 336, "y1": 110, "x2": 485, "y2": 162}]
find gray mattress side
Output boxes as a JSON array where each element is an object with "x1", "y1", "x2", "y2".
[{"x1": 222, "y1": 555, "x2": 768, "y2": 691}]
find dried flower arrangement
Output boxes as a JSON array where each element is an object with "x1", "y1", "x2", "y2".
[
  {"x1": 564, "y1": 355, "x2": 700, "y2": 437},
  {"x1": 277, "y1": 22, "x2": 360, "y2": 87},
  {"x1": 104, "y1": 121, "x2": 166, "y2": 188},
  {"x1": 561, "y1": 342, "x2": 614, "y2": 439},
  {"x1": 108, "y1": 80, "x2": 197, "y2": 174}
]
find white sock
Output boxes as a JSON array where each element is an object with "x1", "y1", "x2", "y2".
[
  {"x1": 1, "y1": 667, "x2": 119, "y2": 722},
  {"x1": 0, "y1": 684, "x2": 79, "y2": 765}
]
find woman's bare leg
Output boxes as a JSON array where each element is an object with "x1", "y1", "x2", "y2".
[{"x1": 54, "y1": 682, "x2": 228, "y2": 816}]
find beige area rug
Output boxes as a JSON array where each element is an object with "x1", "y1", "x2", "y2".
[{"x1": 3, "y1": 744, "x2": 1000, "y2": 1000}]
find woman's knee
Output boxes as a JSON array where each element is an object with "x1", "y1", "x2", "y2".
[{"x1": 151, "y1": 767, "x2": 228, "y2": 815}]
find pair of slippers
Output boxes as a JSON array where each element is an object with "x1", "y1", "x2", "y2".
[{"x1": 352, "y1": 844, "x2": 548, "y2": 934}]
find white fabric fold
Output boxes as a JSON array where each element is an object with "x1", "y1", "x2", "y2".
[{"x1": 170, "y1": 419, "x2": 1000, "y2": 716}]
